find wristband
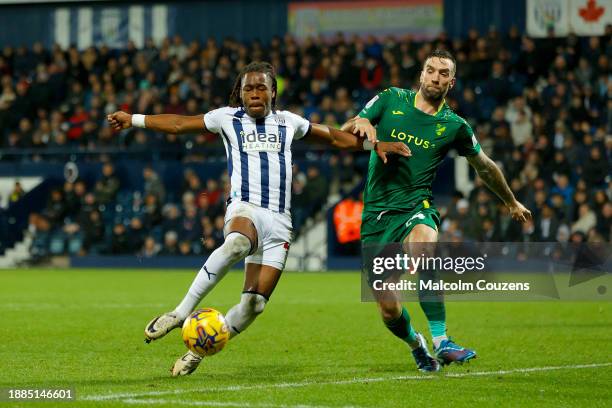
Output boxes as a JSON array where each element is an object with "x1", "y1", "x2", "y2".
[
  {"x1": 132, "y1": 114, "x2": 146, "y2": 128},
  {"x1": 363, "y1": 139, "x2": 377, "y2": 151}
]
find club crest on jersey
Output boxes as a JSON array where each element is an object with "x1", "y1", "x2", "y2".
[{"x1": 240, "y1": 130, "x2": 282, "y2": 152}]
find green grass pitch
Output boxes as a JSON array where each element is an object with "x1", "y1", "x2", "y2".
[{"x1": 1, "y1": 269, "x2": 610, "y2": 407}]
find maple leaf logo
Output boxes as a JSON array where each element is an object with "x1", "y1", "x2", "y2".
[{"x1": 579, "y1": 0, "x2": 605, "y2": 22}]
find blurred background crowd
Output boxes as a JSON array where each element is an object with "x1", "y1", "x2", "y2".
[{"x1": 0, "y1": 26, "x2": 610, "y2": 258}]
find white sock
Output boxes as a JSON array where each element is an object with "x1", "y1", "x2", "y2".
[
  {"x1": 174, "y1": 232, "x2": 252, "y2": 319},
  {"x1": 225, "y1": 293, "x2": 267, "y2": 338},
  {"x1": 433, "y1": 335, "x2": 448, "y2": 349}
]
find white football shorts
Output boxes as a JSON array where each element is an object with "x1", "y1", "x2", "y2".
[{"x1": 224, "y1": 200, "x2": 293, "y2": 270}]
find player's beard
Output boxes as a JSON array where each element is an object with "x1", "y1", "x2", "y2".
[{"x1": 420, "y1": 83, "x2": 447, "y2": 105}]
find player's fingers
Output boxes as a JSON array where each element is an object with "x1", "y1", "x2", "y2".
[{"x1": 394, "y1": 144, "x2": 410, "y2": 157}]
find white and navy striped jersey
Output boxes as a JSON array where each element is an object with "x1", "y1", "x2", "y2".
[{"x1": 204, "y1": 107, "x2": 311, "y2": 215}]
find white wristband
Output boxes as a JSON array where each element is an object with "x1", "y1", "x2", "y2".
[
  {"x1": 132, "y1": 114, "x2": 146, "y2": 128},
  {"x1": 363, "y1": 140, "x2": 376, "y2": 151}
]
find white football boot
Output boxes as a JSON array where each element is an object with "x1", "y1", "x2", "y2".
[
  {"x1": 171, "y1": 350, "x2": 203, "y2": 377},
  {"x1": 144, "y1": 312, "x2": 184, "y2": 342}
]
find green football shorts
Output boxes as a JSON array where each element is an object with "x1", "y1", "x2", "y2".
[
  {"x1": 361, "y1": 200, "x2": 441, "y2": 288},
  {"x1": 361, "y1": 200, "x2": 440, "y2": 245}
]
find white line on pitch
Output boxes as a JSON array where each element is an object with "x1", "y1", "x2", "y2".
[
  {"x1": 83, "y1": 362, "x2": 612, "y2": 402},
  {"x1": 1, "y1": 303, "x2": 171, "y2": 310},
  {"x1": 120, "y1": 398, "x2": 363, "y2": 408}
]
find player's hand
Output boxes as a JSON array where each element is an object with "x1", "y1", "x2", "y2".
[
  {"x1": 375, "y1": 142, "x2": 411, "y2": 164},
  {"x1": 107, "y1": 111, "x2": 132, "y2": 131},
  {"x1": 507, "y1": 200, "x2": 532, "y2": 223},
  {"x1": 351, "y1": 117, "x2": 377, "y2": 143}
]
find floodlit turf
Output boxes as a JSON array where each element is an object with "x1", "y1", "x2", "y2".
[{"x1": 1, "y1": 269, "x2": 610, "y2": 407}]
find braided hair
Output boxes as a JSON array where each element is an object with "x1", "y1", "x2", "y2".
[{"x1": 228, "y1": 61, "x2": 277, "y2": 108}]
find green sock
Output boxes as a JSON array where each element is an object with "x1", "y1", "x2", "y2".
[
  {"x1": 418, "y1": 268, "x2": 447, "y2": 339},
  {"x1": 419, "y1": 300, "x2": 446, "y2": 338},
  {"x1": 383, "y1": 306, "x2": 417, "y2": 344}
]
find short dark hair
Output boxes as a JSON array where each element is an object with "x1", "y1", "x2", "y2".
[
  {"x1": 425, "y1": 49, "x2": 456, "y2": 75},
  {"x1": 229, "y1": 61, "x2": 277, "y2": 108}
]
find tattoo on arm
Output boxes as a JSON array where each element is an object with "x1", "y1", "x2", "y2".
[{"x1": 467, "y1": 151, "x2": 516, "y2": 205}]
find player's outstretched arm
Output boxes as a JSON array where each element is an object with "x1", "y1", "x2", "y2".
[
  {"x1": 466, "y1": 150, "x2": 532, "y2": 223},
  {"x1": 107, "y1": 111, "x2": 206, "y2": 134},
  {"x1": 307, "y1": 123, "x2": 410, "y2": 164}
]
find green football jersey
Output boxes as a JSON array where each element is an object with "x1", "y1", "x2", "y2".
[{"x1": 359, "y1": 87, "x2": 481, "y2": 213}]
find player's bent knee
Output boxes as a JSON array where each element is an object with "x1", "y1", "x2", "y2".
[
  {"x1": 223, "y1": 232, "x2": 252, "y2": 260},
  {"x1": 241, "y1": 292, "x2": 267, "y2": 315},
  {"x1": 378, "y1": 301, "x2": 401, "y2": 321}
]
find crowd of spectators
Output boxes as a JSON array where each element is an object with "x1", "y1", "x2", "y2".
[
  {"x1": 1, "y1": 25, "x2": 610, "y2": 257},
  {"x1": 25, "y1": 159, "x2": 335, "y2": 257}
]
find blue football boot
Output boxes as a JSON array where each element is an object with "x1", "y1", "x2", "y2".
[{"x1": 434, "y1": 338, "x2": 477, "y2": 366}]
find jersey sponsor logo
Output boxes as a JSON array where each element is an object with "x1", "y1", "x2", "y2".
[
  {"x1": 240, "y1": 129, "x2": 282, "y2": 152},
  {"x1": 390, "y1": 128, "x2": 434, "y2": 149},
  {"x1": 392, "y1": 110, "x2": 405, "y2": 115}
]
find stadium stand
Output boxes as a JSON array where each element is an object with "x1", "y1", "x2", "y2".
[{"x1": 0, "y1": 28, "x2": 609, "y2": 261}]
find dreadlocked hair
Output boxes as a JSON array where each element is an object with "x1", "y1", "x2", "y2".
[{"x1": 228, "y1": 61, "x2": 277, "y2": 108}]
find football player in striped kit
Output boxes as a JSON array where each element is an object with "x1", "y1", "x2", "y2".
[{"x1": 108, "y1": 62, "x2": 410, "y2": 376}]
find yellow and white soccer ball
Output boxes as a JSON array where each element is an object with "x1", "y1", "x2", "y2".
[{"x1": 181, "y1": 308, "x2": 229, "y2": 357}]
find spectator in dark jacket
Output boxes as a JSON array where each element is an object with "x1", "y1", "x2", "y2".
[
  {"x1": 82, "y1": 210, "x2": 105, "y2": 253},
  {"x1": 44, "y1": 189, "x2": 67, "y2": 227},
  {"x1": 582, "y1": 147, "x2": 608, "y2": 188},
  {"x1": 94, "y1": 162, "x2": 120, "y2": 205},
  {"x1": 109, "y1": 223, "x2": 130, "y2": 254},
  {"x1": 159, "y1": 230, "x2": 180, "y2": 255},
  {"x1": 143, "y1": 165, "x2": 166, "y2": 203}
]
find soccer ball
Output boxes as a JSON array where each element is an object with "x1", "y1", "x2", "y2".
[{"x1": 181, "y1": 308, "x2": 230, "y2": 357}]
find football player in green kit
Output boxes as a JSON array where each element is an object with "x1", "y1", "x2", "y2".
[{"x1": 342, "y1": 50, "x2": 531, "y2": 372}]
